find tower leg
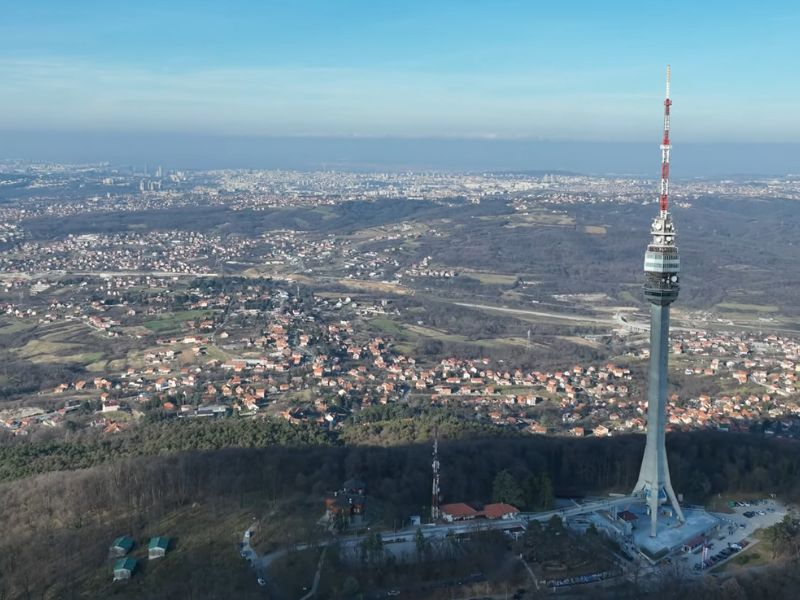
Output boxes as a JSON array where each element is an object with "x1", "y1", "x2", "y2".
[
  {"x1": 665, "y1": 479, "x2": 685, "y2": 523},
  {"x1": 648, "y1": 488, "x2": 659, "y2": 538}
]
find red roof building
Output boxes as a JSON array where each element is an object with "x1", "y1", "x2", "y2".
[
  {"x1": 480, "y1": 503, "x2": 520, "y2": 520},
  {"x1": 441, "y1": 503, "x2": 479, "y2": 522}
]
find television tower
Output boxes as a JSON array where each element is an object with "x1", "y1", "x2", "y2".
[
  {"x1": 431, "y1": 427, "x2": 441, "y2": 522},
  {"x1": 632, "y1": 65, "x2": 686, "y2": 537}
]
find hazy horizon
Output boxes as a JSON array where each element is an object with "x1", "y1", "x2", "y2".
[{"x1": 1, "y1": 131, "x2": 799, "y2": 178}]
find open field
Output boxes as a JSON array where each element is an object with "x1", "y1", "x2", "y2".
[
  {"x1": 8, "y1": 322, "x2": 111, "y2": 366},
  {"x1": 583, "y1": 225, "x2": 607, "y2": 235},
  {"x1": 142, "y1": 309, "x2": 218, "y2": 333},
  {"x1": 458, "y1": 269, "x2": 519, "y2": 285},
  {"x1": 369, "y1": 318, "x2": 405, "y2": 336},
  {"x1": 337, "y1": 279, "x2": 412, "y2": 294},
  {"x1": 0, "y1": 320, "x2": 36, "y2": 335},
  {"x1": 716, "y1": 302, "x2": 780, "y2": 313},
  {"x1": 15, "y1": 339, "x2": 85, "y2": 363},
  {"x1": 558, "y1": 335, "x2": 603, "y2": 349},
  {"x1": 503, "y1": 211, "x2": 576, "y2": 227},
  {"x1": 371, "y1": 318, "x2": 533, "y2": 350}
]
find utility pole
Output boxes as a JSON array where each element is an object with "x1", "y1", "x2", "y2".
[{"x1": 431, "y1": 427, "x2": 441, "y2": 522}]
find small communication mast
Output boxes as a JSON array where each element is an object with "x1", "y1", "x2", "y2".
[
  {"x1": 659, "y1": 65, "x2": 672, "y2": 214},
  {"x1": 431, "y1": 427, "x2": 441, "y2": 521}
]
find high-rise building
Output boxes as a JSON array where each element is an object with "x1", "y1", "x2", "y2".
[{"x1": 632, "y1": 66, "x2": 686, "y2": 538}]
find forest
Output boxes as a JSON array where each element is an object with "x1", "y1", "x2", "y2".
[{"x1": 2, "y1": 426, "x2": 800, "y2": 598}]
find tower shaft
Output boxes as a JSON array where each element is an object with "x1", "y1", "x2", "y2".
[{"x1": 634, "y1": 304, "x2": 685, "y2": 536}]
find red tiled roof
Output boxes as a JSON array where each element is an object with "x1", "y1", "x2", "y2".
[
  {"x1": 481, "y1": 503, "x2": 520, "y2": 519},
  {"x1": 441, "y1": 503, "x2": 479, "y2": 519}
]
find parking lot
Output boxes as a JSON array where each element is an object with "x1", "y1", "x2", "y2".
[{"x1": 683, "y1": 498, "x2": 787, "y2": 574}]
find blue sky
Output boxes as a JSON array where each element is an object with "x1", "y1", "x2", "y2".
[{"x1": 0, "y1": 1, "x2": 798, "y2": 142}]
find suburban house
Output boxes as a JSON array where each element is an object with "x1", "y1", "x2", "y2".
[{"x1": 109, "y1": 536, "x2": 134, "y2": 557}]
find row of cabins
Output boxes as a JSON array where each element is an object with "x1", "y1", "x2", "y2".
[{"x1": 110, "y1": 536, "x2": 170, "y2": 581}]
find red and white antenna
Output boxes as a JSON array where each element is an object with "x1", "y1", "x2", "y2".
[{"x1": 659, "y1": 65, "x2": 672, "y2": 214}]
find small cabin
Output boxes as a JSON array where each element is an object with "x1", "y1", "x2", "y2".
[
  {"x1": 113, "y1": 557, "x2": 138, "y2": 581},
  {"x1": 148, "y1": 536, "x2": 170, "y2": 559},
  {"x1": 109, "y1": 536, "x2": 134, "y2": 557}
]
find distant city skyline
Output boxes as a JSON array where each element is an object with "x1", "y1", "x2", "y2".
[
  {"x1": 2, "y1": 132, "x2": 800, "y2": 177},
  {"x1": 1, "y1": 1, "x2": 799, "y2": 144}
]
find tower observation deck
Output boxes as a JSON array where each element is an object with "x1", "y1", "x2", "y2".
[{"x1": 632, "y1": 66, "x2": 686, "y2": 538}]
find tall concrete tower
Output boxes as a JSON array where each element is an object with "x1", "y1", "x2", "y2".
[{"x1": 632, "y1": 66, "x2": 686, "y2": 537}]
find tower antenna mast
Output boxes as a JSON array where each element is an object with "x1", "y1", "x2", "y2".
[{"x1": 659, "y1": 65, "x2": 672, "y2": 214}]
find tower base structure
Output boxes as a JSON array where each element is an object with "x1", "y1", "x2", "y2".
[{"x1": 633, "y1": 303, "x2": 685, "y2": 537}]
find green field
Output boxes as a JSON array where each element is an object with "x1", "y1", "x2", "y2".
[
  {"x1": 0, "y1": 320, "x2": 36, "y2": 335},
  {"x1": 12, "y1": 325, "x2": 108, "y2": 365},
  {"x1": 369, "y1": 318, "x2": 405, "y2": 335},
  {"x1": 371, "y1": 317, "x2": 532, "y2": 351},
  {"x1": 143, "y1": 310, "x2": 217, "y2": 333},
  {"x1": 713, "y1": 530, "x2": 771, "y2": 573}
]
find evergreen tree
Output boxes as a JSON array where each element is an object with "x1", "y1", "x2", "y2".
[{"x1": 492, "y1": 469, "x2": 524, "y2": 506}]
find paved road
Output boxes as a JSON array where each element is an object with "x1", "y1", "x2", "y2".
[
  {"x1": 0, "y1": 270, "x2": 221, "y2": 280},
  {"x1": 454, "y1": 301, "x2": 616, "y2": 326},
  {"x1": 299, "y1": 547, "x2": 327, "y2": 600}
]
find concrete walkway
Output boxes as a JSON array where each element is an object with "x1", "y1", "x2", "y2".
[{"x1": 299, "y1": 547, "x2": 327, "y2": 600}]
